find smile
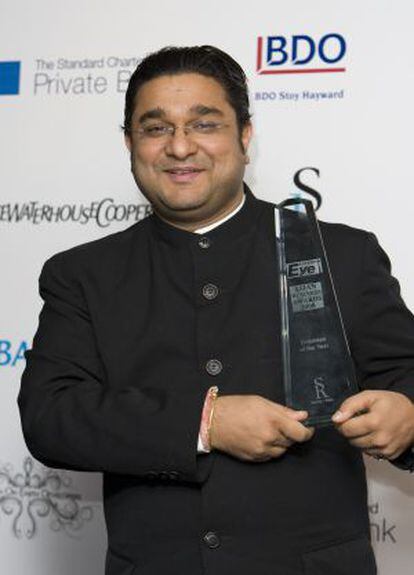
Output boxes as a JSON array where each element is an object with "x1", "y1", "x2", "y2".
[{"x1": 163, "y1": 167, "x2": 205, "y2": 182}]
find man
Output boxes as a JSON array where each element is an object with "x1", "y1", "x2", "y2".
[{"x1": 19, "y1": 46, "x2": 414, "y2": 575}]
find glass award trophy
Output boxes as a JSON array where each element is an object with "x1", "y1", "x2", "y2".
[{"x1": 275, "y1": 198, "x2": 359, "y2": 426}]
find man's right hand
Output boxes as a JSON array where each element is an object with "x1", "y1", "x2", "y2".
[{"x1": 209, "y1": 395, "x2": 314, "y2": 462}]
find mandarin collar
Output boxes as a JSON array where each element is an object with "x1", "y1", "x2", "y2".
[{"x1": 150, "y1": 184, "x2": 262, "y2": 248}]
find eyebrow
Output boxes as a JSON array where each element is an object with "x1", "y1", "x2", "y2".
[
  {"x1": 137, "y1": 104, "x2": 224, "y2": 124},
  {"x1": 137, "y1": 107, "x2": 165, "y2": 124},
  {"x1": 189, "y1": 104, "x2": 224, "y2": 117}
]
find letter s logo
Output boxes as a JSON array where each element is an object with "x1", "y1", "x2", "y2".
[{"x1": 293, "y1": 167, "x2": 322, "y2": 211}]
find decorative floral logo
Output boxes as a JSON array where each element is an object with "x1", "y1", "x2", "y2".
[{"x1": 0, "y1": 457, "x2": 93, "y2": 539}]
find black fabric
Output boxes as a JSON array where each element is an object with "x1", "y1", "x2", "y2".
[{"x1": 19, "y1": 186, "x2": 414, "y2": 574}]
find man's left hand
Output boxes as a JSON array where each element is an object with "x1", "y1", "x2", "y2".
[{"x1": 332, "y1": 390, "x2": 414, "y2": 460}]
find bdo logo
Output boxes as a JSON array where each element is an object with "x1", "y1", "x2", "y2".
[{"x1": 256, "y1": 34, "x2": 346, "y2": 75}]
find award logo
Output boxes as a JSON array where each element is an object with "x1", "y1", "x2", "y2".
[{"x1": 312, "y1": 376, "x2": 333, "y2": 404}]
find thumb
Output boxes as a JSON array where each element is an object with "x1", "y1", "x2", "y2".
[
  {"x1": 280, "y1": 405, "x2": 308, "y2": 421},
  {"x1": 332, "y1": 391, "x2": 376, "y2": 423}
]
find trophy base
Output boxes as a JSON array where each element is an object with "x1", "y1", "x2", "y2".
[{"x1": 304, "y1": 414, "x2": 335, "y2": 428}]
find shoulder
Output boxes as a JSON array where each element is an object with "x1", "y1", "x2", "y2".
[
  {"x1": 256, "y1": 195, "x2": 375, "y2": 249},
  {"x1": 319, "y1": 220, "x2": 376, "y2": 260},
  {"x1": 318, "y1": 221, "x2": 392, "y2": 276},
  {"x1": 258, "y1": 194, "x2": 388, "y2": 284},
  {"x1": 319, "y1": 220, "x2": 373, "y2": 244},
  {"x1": 42, "y1": 216, "x2": 153, "y2": 278}
]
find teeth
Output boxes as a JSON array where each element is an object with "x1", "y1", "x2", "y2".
[{"x1": 168, "y1": 169, "x2": 200, "y2": 173}]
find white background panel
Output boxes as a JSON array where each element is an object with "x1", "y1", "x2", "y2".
[{"x1": 1, "y1": 1, "x2": 413, "y2": 573}]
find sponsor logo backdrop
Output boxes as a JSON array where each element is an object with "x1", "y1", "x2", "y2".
[{"x1": 1, "y1": 1, "x2": 413, "y2": 573}]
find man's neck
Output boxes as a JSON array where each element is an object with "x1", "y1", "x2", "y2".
[
  {"x1": 195, "y1": 193, "x2": 246, "y2": 234},
  {"x1": 156, "y1": 188, "x2": 246, "y2": 233}
]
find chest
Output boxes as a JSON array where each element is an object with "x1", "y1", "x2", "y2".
[{"x1": 85, "y1": 220, "x2": 358, "y2": 401}]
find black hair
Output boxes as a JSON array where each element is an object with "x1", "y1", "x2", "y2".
[{"x1": 123, "y1": 45, "x2": 251, "y2": 135}]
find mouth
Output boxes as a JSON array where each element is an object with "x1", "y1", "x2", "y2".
[{"x1": 163, "y1": 167, "x2": 205, "y2": 183}]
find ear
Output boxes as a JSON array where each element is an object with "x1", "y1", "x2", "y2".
[
  {"x1": 124, "y1": 132, "x2": 132, "y2": 152},
  {"x1": 241, "y1": 122, "x2": 253, "y2": 156}
]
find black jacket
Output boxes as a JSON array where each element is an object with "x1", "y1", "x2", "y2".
[{"x1": 19, "y1": 187, "x2": 414, "y2": 575}]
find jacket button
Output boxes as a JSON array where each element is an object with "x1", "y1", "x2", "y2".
[
  {"x1": 198, "y1": 237, "x2": 211, "y2": 249},
  {"x1": 202, "y1": 283, "x2": 219, "y2": 300},
  {"x1": 205, "y1": 359, "x2": 223, "y2": 376},
  {"x1": 146, "y1": 471, "x2": 157, "y2": 480},
  {"x1": 159, "y1": 471, "x2": 170, "y2": 481},
  {"x1": 169, "y1": 471, "x2": 179, "y2": 480},
  {"x1": 203, "y1": 531, "x2": 220, "y2": 549}
]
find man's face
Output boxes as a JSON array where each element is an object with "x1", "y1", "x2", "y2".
[{"x1": 125, "y1": 73, "x2": 252, "y2": 230}]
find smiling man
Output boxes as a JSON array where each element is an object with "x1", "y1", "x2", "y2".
[
  {"x1": 19, "y1": 46, "x2": 414, "y2": 575},
  {"x1": 124, "y1": 72, "x2": 251, "y2": 229}
]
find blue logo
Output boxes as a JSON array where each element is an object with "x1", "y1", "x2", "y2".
[
  {"x1": 0, "y1": 340, "x2": 27, "y2": 366},
  {"x1": 0, "y1": 61, "x2": 21, "y2": 95},
  {"x1": 256, "y1": 35, "x2": 346, "y2": 75}
]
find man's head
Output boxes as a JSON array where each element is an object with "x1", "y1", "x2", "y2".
[
  {"x1": 124, "y1": 46, "x2": 252, "y2": 231},
  {"x1": 123, "y1": 45, "x2": 251, "y2": 141}
]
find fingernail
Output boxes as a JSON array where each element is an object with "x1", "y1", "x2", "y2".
[{"x1": 332, "y1": 411, "x2": 343, "y2": 422}]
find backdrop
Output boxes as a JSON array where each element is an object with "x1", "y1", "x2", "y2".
[{"x1": 1, "y1": 1, "x2": 413, "y2": 573}]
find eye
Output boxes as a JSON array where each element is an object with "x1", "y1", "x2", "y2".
[
  {"x1": 141, "y1": 124, "x2": 171, "y2": 137},
  {"x1": 191, "y1": 121, "x2": 221, "y2": 133}
]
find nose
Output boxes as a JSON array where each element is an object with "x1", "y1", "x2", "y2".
[{"x1": 164, "y1": 126, "x2": 198, "y2": 159}]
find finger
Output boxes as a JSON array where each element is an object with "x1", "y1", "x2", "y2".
[
  {"x1": 268, "y1": 445, "x2": 288, "y2": 459},
  {"x1": 332, "y1": 391, "x2": 377, "y2": 423},
  {"x1": 364, "y1": 448, "x2": 387, "y2": 460},
  {"x1": 336, "y1": 413, "x2": 375, "y2": 439},
  {"x1": 250, "y1": 444, "x2": 287, "y2": 462},
  {"x1": 280, "y1": 418, "x2": 314, "y2": 443},
  {"x1": 387, "y1": 447, "x2": 407, "y2": 460},
  {"x1": 347, "y1": 434, "x2": 378, "y2": 450},
  {"x1": 276, "y1": 405, "x2": 309, "y2": 421},
  {"x1": 270, "y1": 434, "x2": 294, "y2": 449},
  {"x1": 290, "y1": 410, "x2": 309, "y2": 422},
  {"x1": 364, "y1": 445, "x2": 406, "y2": 460}
]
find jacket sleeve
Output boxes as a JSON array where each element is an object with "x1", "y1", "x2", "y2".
[
  {"x1": 350, "y1": 233, "x2": 414, "y2": 471},
  {"x1": 18, "y1": 253, "x2": 214, "y2": 482}
]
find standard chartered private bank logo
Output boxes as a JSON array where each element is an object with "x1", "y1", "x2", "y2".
[{"x1": 0, "y1": 61, "x2": 21, "y2": 95}]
